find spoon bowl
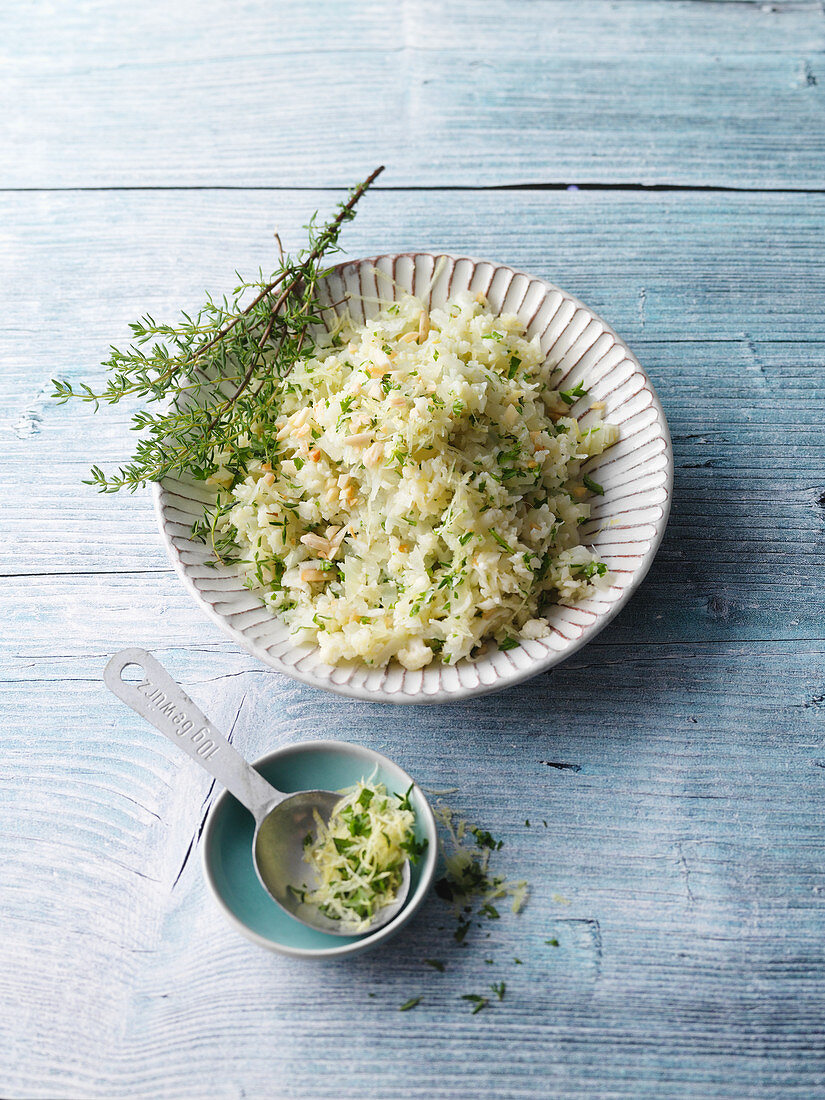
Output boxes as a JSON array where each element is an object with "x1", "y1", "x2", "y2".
[
  {"x1": 253, "y1": 792, "x2": 411, "y2": 934},
  {"x1": 203, "y1": 741, "x2": 438, "y2": 958},
  {"x1": 104, "y1": 648, "x2": 415, "y2": 936}
]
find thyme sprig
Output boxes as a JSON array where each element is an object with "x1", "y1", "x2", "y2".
[{"x1": 52, "y1": 166, "x2": 384, "y2": 492}]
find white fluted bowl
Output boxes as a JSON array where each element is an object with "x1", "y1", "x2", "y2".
[{"x1": 154, "y1": 253, "x2": 672, "y2": 703}]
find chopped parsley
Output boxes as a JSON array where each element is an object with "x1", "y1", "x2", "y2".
[
  {"x1": 490, "y1": 531, "x2": 515, "y2": 553},
  {"x1": 298, "y1": 779, "x2": 426, "y2": 931},
  {"x1": 559, "y1": 382, "x2": 588, "y2": 405}
]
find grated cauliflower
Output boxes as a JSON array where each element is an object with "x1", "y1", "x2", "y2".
[{"x1": 209, "y1": 290, "x2": 617, "y2": 669}]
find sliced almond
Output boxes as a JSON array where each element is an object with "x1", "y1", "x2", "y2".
[
  {"x1": 343, "y1": 432, "x2": 373, "y2": 447},
  {"x1": 300, "y1": 567, "x2": 327, "y2": 583},
  {"x1": 326, "y1": 526, "x2": 348, "y2": 560},
  {"x1": 363, "y1": 441, "x2": 385, "y2": 468},
  {"x1": 300, "y1": 533, "x2": 332, "y2": 555}
]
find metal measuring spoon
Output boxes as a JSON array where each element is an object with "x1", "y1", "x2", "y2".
[{"x1": 104, "y1": 648, "x2": 410, "y2": 936}]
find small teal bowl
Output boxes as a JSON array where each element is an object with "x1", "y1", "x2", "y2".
[{"x1": 201, "y1": 740, "x2": 438, "y2": 959}]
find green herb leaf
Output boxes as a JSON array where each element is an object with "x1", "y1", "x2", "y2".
[
  {"x1": 490, "y1": 531, "x2": 514, "y2": 553},
  {"x1": 559, "y1": 382, "x2": 588, "y2": 405},
  {"x1": 60, "y1": 167, "x2": 384, "y2": 495}
]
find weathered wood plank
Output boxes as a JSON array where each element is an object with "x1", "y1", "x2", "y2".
[
  {"x1": 3, "y1": 13, "x2": 825, "y2": 1088},
  {"x1": 1, "y1": 0, "x2": 823, "y2": 189},
  {"x1": 2, "y1": 189, "x2": 823, "y2": 655},
  {"x1": 3, "y1": 642, "x2": 825, "y2": 1098}
]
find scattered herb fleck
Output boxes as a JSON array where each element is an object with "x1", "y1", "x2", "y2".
[
  {"x1": 583, "y1": 474, "x2": 604, "y2": 496},
  {"x1": 462, "y1": 994, "x2": 490, "y2": 1015},
  {"x1": 559, "y1": 382, "x2": 588, "y2": 406}
]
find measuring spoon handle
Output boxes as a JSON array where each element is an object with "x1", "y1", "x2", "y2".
[{"x1": 104, "y1": 648, "x2": 280, "y2": 822}]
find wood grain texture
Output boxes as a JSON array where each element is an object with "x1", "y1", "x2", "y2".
[
  {"x1": 2, "y1": 182, "x2": 824, "y2": 1096},
  {"x1": 4, "y1": 645, "x2": 825, "y2": 1098},
  {"x1": 3, "y1": 189, "x2": 823, "y2": 647},
  {"x1": 0, "y1": 0, "x2": 823, "y2": 189},
  {"x1": 3, "y1": 0, "x2": 825, "y2": 1095}
]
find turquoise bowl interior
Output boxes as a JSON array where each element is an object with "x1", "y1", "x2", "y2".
[{"x1": 201, "y1": 740, "x2": 438, "y2": 959}]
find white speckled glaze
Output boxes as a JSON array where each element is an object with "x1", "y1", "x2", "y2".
[{"x1": 153, "y1": 254, "x2": 673, "y2": 703}]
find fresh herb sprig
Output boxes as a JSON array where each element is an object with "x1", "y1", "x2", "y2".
[{"x1": 52, "y1": 167, "x2": 385, "y2": 492}]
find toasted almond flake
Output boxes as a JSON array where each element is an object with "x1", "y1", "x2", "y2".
[
  {"x1": 400, "y1": 331, "x2": 419, "y2": 344},
  {"x1": 502, "y1": 404, "x2": 519, "y2": 428},
  {"x1": 326, "y1": 525, "x2": 349, "y2": 560},
  {"x1": 390, "y1": 394, "x2": 407, "y2": 407},
  {"x1": 591, "y1": 401, "x2": 606, "y2": 410},
  {"x1": 301, "y1": 567, "x2": 327, "y2": 583},
  {"x1": 261, "y1": 472, "x2": 275, "y2": 487},
  {"x1": 277, "y1": 407, "x2": 312, "y2": 439},
  {"x1": 293, "y1": 422, "x2": 311, "y2": 439},
  {"x1": 325, "y1": 525, "x2": 341, "y2": 540},
  {"x1": 260, "y1": 462, "x2": 272, "y2": 472},
  {"x1": 300, "y1": 533, "x2": 332, "y2": 554},
  {"x1": 343, "y1": 432, "x2": 373, "y2": 447},
  {"x1": 367, "y1": 361, "x2": 397, "y2": 377},
  {"x1": 363, "y1": 442, "x2": 385, "y2": 468},
  {"x1": 206, "y1": 471, "x2": 233, "y2": 490},
  {"x1": 418, "y1": 310, "x2": 430, "y2": 342},
  {"x1": 309, "y1": 447, "x2": 322, "y2": 462}
]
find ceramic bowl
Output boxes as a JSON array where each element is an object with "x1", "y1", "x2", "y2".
[
  {"x1": 155, "y1": 253, "x2": 673, "y2": 703},
  {"x1": 201, "y1": 740, "x2": 438, "y2": 959}
]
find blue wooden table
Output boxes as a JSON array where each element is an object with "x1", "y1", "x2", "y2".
[{"x1": 2, "y1": 2, "x2": 824, "y2": 1097}]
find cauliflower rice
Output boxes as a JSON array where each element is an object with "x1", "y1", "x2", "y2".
[{"x1": 208, "y1": 291, "x2": 618, "y2": 670}]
